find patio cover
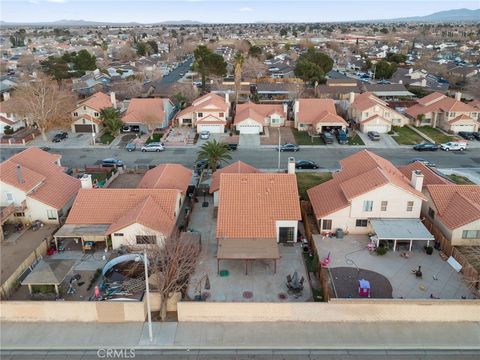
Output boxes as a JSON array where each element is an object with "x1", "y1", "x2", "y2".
[
  {"x1": 217, "y1": 238, "x2": 280, "y2": 275},
  {"x1": 21, "y1": 259, "x2": 76, "y2": 295},
  {"x1": 54, "y1": 224, "x2": 109, "y2": 237},
  {"x1": 370, "y1": 218, "x2": 434, "y2": 251}
]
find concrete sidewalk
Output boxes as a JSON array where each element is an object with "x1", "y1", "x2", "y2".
[{"x1": 2, "y1": 321, "x2": 480, "y2": 351}]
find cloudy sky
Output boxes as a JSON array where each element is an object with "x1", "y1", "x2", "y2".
[{"x1": 1, "y1": 0, "x2": 478, "y2": 23}]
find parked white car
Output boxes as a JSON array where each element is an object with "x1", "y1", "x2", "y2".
[
  {"x1": 440, "y1": 141, "x2": 467, "y2": 151},
  {"x1": 141, "y1": 142, "x2": 165, "y2": 152}
]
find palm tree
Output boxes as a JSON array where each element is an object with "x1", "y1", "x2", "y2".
[
  {"x1": 100, "y1": 107, "x2": 123, "y2": 136},
  {"x1": 233, "y1": 52, "x2": 245, "y2": 104},
  {"x1": 197, "y1": 139, "x2": 232, "y2": 172}
]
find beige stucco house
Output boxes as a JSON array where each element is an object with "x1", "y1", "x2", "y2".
[
  {"x1": 233, "y1": 103, "x2": 287, "y2": 134},
  {"x1": 71, "y1": 92, "x2": 116, "y2": 134},
  {"x1": 0, "y1": 147, "x2": 81, "y2": 228},
  {"x1": 294, "y1": 98, "x2": 348, "y2": 134},
  {"x1": 176, "y1": 93, "x2": 230, "y2": 134},
  {"x1": 348, "y1": 92, "x2": 409, "y2": 133},
  {"x1": 308, "y1": 150, "x2": 426, "y2": 235}
]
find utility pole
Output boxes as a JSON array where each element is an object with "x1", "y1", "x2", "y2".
[
  {"x1": 277, "y1": 130, "x2": 281, "y2": 172},
  {"x1": 144, "y1": 248, "x2": 153, "y2": 342}
]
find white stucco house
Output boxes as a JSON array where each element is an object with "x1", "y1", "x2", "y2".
[
  {"x1": 0, "y1": 100, "x2": 26, "y2": 134},
  {"x1": 71, "y1": 92, "x2": 116, "y2": 134}
]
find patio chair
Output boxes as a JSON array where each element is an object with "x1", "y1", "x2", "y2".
[{"x1": 286, "y1": 274, "x2": 292, "y2": 284}]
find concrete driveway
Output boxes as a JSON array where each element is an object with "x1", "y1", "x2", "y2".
[
  {"x1": 239, "y1": 134, "x2": 260, "y2": 148},
  {"x1": 29, "y1": 130, "x2": 93, "y2": 148},
  {"x1": 358, "y1": 132, "x2": 400, "y2": 148}
]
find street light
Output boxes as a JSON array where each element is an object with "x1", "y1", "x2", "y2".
[
  {"x1": 277, "y1": 130, "x2": 281, "y2": 172},
  {"x1": 142, "y1": 249, "x2": 153, "y2": 342}
]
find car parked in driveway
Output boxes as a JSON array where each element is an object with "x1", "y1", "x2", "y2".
[
  {"x1": 200, "y1": 131, "x2": 210, "y2": 140},
  {"x1": 409, "y1": 158, "x2": 436, "y2": 167},
  {"x1": 295, "y1": 160, "x2": 319, "y2": 169},
  {"x1": 52, "y1": 131, "x2": 68, "y2": 143},
  {"x1": 141, "y1": 142, "x2": 165, "y2": 152},
  {"x1": 473, "y1": 132, "x2": 480, "y2": 141},
  {"x1": 458, "y1": 132, "x2": 475, "y2": 140},
  {"x1": 101, "y1": 158, "x2": 124, "y2": 168},
  {"x1": 125, "y1": 141, "x2": 136, "y2": 152},
  {"x1": 440, "y1": 141, "x2": 466, "y2": 151},
  {"x1": 413, "y1": 143, "x2": 439, "y2": 151},
  {"x1": 278, "y1": 143, "x2": 299, "y2": 152},
  {"x1": 322, "y1": 132, "x2": 334, "y2": 144},
  {"x1": 367, "y1": 131, "x2": 381, "y2": 141}
]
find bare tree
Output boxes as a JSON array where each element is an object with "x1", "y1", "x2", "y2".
[
  {"x1": 242, "y1": 56, "x2": 268, "y2": 80},
  {"x1": 17, "y1": 54, "x2": 37, "y2": 74},
  {"x1": 14, "y1": 75, "x2": 76, "y2": 140},
  {"x1": 117, "y1": 45, "x2": 137, "y2": 62},
  {"x1": 171, "y1": 83, "x2": 198, "y2": 105},
  {"x1": 110, "y1": 78, "x2": 145, "y2": 100},
  {"x1": 147, "y1": 235, "x2": 200, "y2": 321}
]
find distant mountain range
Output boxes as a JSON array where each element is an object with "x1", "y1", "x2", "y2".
[{"x1": 0, "y1": 8, "x2": 478, "y2": 26}]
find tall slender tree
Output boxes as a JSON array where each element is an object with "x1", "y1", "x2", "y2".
[
  {"x1": 196, "y1": 139, "x2": 232, "y2": 172},
  {"x1": 233, "y1": 52, "x2": 245, "y2": 104}
]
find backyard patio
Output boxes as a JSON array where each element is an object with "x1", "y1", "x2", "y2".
[
  {"x1": 313, "y1": 235, "x2": 475, "y2": 300},
  {"x1": 186, "y1": 195, "x2": 312, "y2": 302}
]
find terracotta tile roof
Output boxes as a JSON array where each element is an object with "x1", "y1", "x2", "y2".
[
  {"x1": 360, "y1": 114, "x2": 390, "y2": 124},
  {"x1": 350, "y1": 92, "x2": 387, "y2": 112},
  {"x1": 297, "y1": 99, "x2": 347, "y2": 126},
  {"x1": 448, "y1": 114, "x2": 474, "y2": 124},
  {"x1": 122, "y1": 98, "x2": 168, "y2": 124},
  {"x1": 210, "y1": 161, "x2": 261, "y2": 193},
  {"x1": 234, "y1": 103, "x2": 285, "y2": 125},
  {"x1": 74, "y1": 113, "x2": 102, "y2": 125},
  {"x1": 216, "y1": 173, "x2": 301, "y2": 239},
  {"x1": 196, "y1": 114, "x2": 226, "y2": 125},
  {"x1": 0, "y1": 147, "x2": 80, "y2": 209},
  {"x1": 406, "y1": 92, "x2": 477, "y2": 118},
  {"x1": 470, "y1": 99, "x2": 480, "y2": 109},
  {"x1": 138, "y1": 164, "x2": 192, "y2": 193},
  {"x1": 0, "y1": 115, "x2": 17, "y2": 126},
  {"x1": 177, "y1": 93, "x2": 229, "y2": 119},
  {"x1": 308, "y1": 150, "x2": 425, "y2": 219},
  {"x1": 398, "y1": 162, "x2": 451, "y2": 187},
  {"x1": 77, "y1": 92, "x2": 115, "y2": 112},
  {"x1": 426, "y1": 185, "x2": 480, "y2": 229},
  {"x1": 66, "y1": 188, "x2": 179, "y2": 235}
]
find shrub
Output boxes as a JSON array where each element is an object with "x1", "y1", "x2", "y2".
[
  {"x1": 3, "y1": 125, "x2": 14, "y2": 135},
  {"x1": 425, "y1": 246, "x2": 433, "y2": 255},
  {"x1": 375, "y1": 245, "x2": 388, "y2": 256}
]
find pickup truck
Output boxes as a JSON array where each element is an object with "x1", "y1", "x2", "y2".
[
  {"x1": 440, "y1": 141, "x2": 467, "y2": 151},
  {"x1": 226, "y1": 143, "x2": 238, "y2": 151}
]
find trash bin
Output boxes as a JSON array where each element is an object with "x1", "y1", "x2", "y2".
[{"x1": 336, "y1": 228, "x2": 344, "y2": 239}]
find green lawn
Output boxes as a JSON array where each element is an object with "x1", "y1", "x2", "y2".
[
  {"x1": 415, "y1": 126, "x2": 456, "y2": 144},
  {"x1": 99, "y1": 132, "x2": 115, "y2": 144},
  {"x1": 347, "y1": 133, "x2": 365, "y2": 145},
  {"x1": 296, "y1": 172, "x2": 332, "y2": 200},
  {"x1": 91, "y1": 172, "x2": 108, "y2": 183},
  {"x1": 391, "y1": 126, "x2": 424, "y2": 145},
  {"x1": 292, "y1": 129, "x2": 325, "y2": 145},
  {"x1": 145, "y1": 133, "x2": 163, "y2": 144},
  {"x1": 447, "y1": 174, "x2": 475, "y2": 185},
  {"x1": 303, "y1": 252, "x2": 318, "y2": 273}
]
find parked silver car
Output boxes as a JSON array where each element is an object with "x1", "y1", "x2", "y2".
[{"x1": 141, "y1": 142, "x2": 165, "y2": 152}]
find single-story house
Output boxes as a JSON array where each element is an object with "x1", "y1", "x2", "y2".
[
  {"x1": 294, "y1": 99, "x2": 348, "y2": 133},
  {"x1": 122, "y1": 98, "x2": 176, "y2": 132},
  {"x1": 234, "y1": 103, "x2": 287, "y2": 134}
]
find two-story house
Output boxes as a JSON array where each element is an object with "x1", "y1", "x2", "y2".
[
  {"x1": 234, "y1": 103, "x2": 287, "y2": 134},
  {"x1": 308, "y1": 150, "x2": 426, "y2": 235},
  {"x1": 294, "y1": 99, "x2": 348, "y2": 134},
  {"x1": 0, "y1": 147, "x2": 81, "y2": 227},
  {"x1": 348, "y1": 92, "x2": 409, "y2": 133},
  {"x1": 405, "y1": 92, "x2": 479, "y2": 133},
  {"x1": 176, "y1": 93, "x2": 230, "y2": 134},
  {"x1": 0, "y1": 100, "x2": 26, "y2": 134},
  {"x1": 122, "y1": 98, "x2": 176, "y2": 133},
  {"x1": 71, "y1": 92, "x2": 116, "y2": 134}
]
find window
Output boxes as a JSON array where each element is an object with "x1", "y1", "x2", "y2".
[
  {"x1": 5, "y1": 192, "x2": 14, "y2": 203},
  {"x1": 197, "y1": 112, "x2": 203, "y2": 118},
  {"x1": 428, "y1": 207, "x2": 435, "y2": 219},
  {"x1": 462, "y1": 230, "x2": 480, "y2": 239},
  {"x1": 219, "y1": 112, "x2": 224, "y2": 117},
  {"x1": 322, "y1": 219, "x2": 332, "y2": 230},
  {"x1": 271, "y1": 118, "x2": 278, "y2": 124},
  {"x1": 47, "y1": 209, "x2": 57, "y2": 220},
  {"x1": 406, "y1": 201, "x2": 414, "y2": 212},
  {"x1": 381, "y1": 201, "x2": 388, "y2": 211},
  {"x1": 136, "y1": 235, "x2": 156, "y2": 244},
  {"x1": 113, "y1": 233, "x2": 124, "y2": 237},
  {"x1": 14, "y1": 212, "x2": 25, "y2": 217},
  {"x1": 364, "y1": 112, "x2": 369, "y2": 118},
  {"x1": 384, "y1": 112, "x2": 390, "y2": 118},
  {"x1": 363, "y1": 200, "x2": 373, "y2": 212},
  {"x1": 73, "y1": 112, "x2": 78, "y2": 117},
  {"x1": 356, "y1": 219, "x2": 368, "y2": 227},
  {"x1": 183, "y1": 118, "x2": 192, "y2": 124},
  {"x1": 83, "y1": 106, "x2": 86, "y2": 110},
  {"x1": 94, "y1": 112, "x2": 99, "y2": 117}
]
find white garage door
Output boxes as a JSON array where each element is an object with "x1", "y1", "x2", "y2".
[
  {"x1": 452, "y1": 125, "x2": 475, "y2": 133},
  {"x1": 237, "y1": 124, "x2": 261, "y2": 134},
  {"x1": 363, "y1": 124, "x2": 389, "y2": 134},
  {"x1": 197, "y1": 124, "x2": 224, "y2": 134}
]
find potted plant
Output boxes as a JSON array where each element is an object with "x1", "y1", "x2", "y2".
[{"x1": 425, "y1": 246, "x2": 433, "y2": 255}]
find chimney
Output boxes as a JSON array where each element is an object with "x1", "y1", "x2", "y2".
[
  {"x1": 110, "y1": 92, "x2": 116, "y2": 109},
  {"x1": 80, "y1": 174, "x2": 93, "y2": 189},
  {"x1": 421, "y1": 79, "x2": 427, "y2": 87},
  {"x1": 3, "y1": 92, "x2": 10, "y2": 101},
  {"x1": 398, "y1": 80, "x2": 403, "y2": 84},
  {"x1": 225, "y1": 92, "x2": 230, "y2": 104},
  {"x1": 411, "y1": 170, "x2": 424, "y2": 192},
  {"x1": 349, "y1": 92, "x2": 355, "y2": 104},
  {"x1": 294, "y1": 100, "x2": 300, "y2": 114},
  {"x1": 283, "y1": 103, "x2": 288, "y2": 116},
  {"x1": 408, "y1": 68, "x2": 413, "y2": 74},
  {"x1": 17, "y1": 165, "x2": 24, "y2": 184},
  {"x1": 455, "y1": 92, "x2": 462, "y2": 101},
  {"x1": 288, "y1": 157, "x2": 295, "y2": 174}
]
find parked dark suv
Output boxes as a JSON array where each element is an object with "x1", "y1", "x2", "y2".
[
  {"x1": 52, "y1": 131, "x2": 68, "y2": 143},
  {"x1": 367, "y1": 131, "x2": 381, "y2": 141},
  {"x1": 458, "y1": 131, "x2": 475, "y2": 140},
  {"x1": 322, "y1": 132, "x2": 334, "y2": 144}
]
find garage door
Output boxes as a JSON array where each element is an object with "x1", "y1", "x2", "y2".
[
  {"x1": 237, "y1": 124, "x2": 261, "y2": 134},
  {"x1": 74, "y1": 124, "x2": 96, "y2": 133},
  {"x1": 452, "y1": 125, "x2": 475, "y2": 133},
  {"x1": 197, "y1": 124, "x2": 224, "y2": 134},
  {"x1": 363, "y1": 124, "x2": 389, "y2": 134}
]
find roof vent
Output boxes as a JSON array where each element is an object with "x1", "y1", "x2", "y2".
[{"x1": 17, "y1": 165, "x2": 24, "y2": 184}]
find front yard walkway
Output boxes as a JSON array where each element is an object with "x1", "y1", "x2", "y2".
[{"x1": 186, "y1": 195, "x2": 312, "y2": 302}]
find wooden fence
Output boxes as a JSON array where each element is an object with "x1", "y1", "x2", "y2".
[{"x1": 423, "y1": 218, "x2": 479, "y2": 291}]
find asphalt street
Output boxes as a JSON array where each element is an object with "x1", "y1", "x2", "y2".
[
  {"x1": 1, "y1": 146, "x2": 479, "y2": 172},
  {"x1": 159, "y1": 57, "x2": 194, "y2": 84}
]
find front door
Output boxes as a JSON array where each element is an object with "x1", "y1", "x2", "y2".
[{"x1": 279, "y1": 227, "x2": 294, "y2": 243}]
